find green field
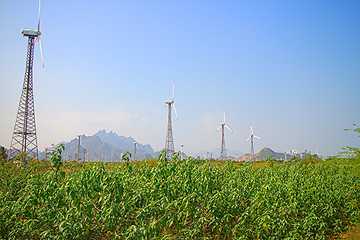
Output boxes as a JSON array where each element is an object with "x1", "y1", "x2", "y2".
[{"x1": 0, "y1": 149, "x2": 359, "y2": 239}]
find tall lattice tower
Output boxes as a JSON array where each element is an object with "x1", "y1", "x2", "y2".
[
  {"x1": 219, "y1": 124, "x2": 226, "y2": 160},
  {"x1": 9, "y1": 0, "x2": 44, "y2": 161},
  {"x1": 164, "y1": 81, "x2": 178, "y2": 159},
  {"x1": 216, "y1": 110, "x2": 233, "y2": 160}
]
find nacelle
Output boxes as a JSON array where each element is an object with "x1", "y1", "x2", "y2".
[{"x1": 21, "y1": 29, "x2": 41, "y2": 37}]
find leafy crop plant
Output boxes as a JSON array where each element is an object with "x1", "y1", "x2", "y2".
[{"x1": 0, "y1": 150, "x2": 359, "y2": 239}]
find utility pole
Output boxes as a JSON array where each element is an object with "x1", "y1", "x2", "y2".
[
  {"x1": 181, "y1": 143, "x2": 184, "y2": 160},
  {"x1": 111, "y1": 147, "x2": 114, "y2": 163},
  {"x1": 83, "y1": 149, "x2": 86, "y2": 164},
  {"x1": 77, "y1": 135, "x2": 81, "y2": 162},
  {"x1": 133, "y1": 142, "x2": 137, "y2": 161},
  {"x1": 44, "y1": 147, "x2": 48, "y2": 162}
]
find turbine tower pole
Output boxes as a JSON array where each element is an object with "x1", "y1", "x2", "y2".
[
  {"x1": 250, "y1": 135, "x2": 254, "y2": 156},
  {"x1": 164, "y1": 80, "x2": 178, "y2": 160},
  {"x1": 9, "y1": 36, "x2": 38, "y2": 161},
  {"x1": 220, "y1": 125, "x2": 226, "y2": 160},
  {"x1": 165, "y1": 103, "x2": 174, "y2": 159}
]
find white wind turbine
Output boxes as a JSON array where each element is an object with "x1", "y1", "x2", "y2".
[
  {"x1": 9, "y1": 0, "x2": 44, "y2": 161},
  {"x1": 246, "y1": 124, "x2": 261, "y2": 156},
  {"x1": 216, "y1": 109, "x2": 233, "y2": 160},
  {"x1": 164, "y1": 80, "x2": 178, "y2": 159}
]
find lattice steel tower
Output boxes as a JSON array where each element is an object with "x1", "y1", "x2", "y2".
[
  {"x1": 9, "y1": 0, "x2": 44, "y2": 160},
  {"x1": 164, "y1": 81, "x2": 178, "y2": 159},
  {"x1": 216, "y1": 110, "x2": 233, "y2": 160},
  {"x1": 219, "y1": 124, "x2": 226, "y2": 160}
]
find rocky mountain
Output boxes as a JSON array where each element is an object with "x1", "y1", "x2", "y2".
[
  {"x1": 57, "y1": 130, "x2": 154, "y2": 162},
  {"x1": 254, "y1": 147, "x2": 285, "y2": 160}
]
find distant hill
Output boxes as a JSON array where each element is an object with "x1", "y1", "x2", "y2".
[
  {"x1": 255, "y1": 147, "x2": 285, "y2": 160},
  {"x1": 47, "y1": 130, "x2": 154, "y2": 162},
  {"x1": 238, "y1": 147, "x2": 307, "y2": 162}
]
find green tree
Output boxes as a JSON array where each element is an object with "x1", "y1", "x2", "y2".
[
  {"x1": 0, "y1": 146, "x2": 7, "y2": 161},
  {"x1": 340, "y1": 124, "x2": 360, "y2": 158},
  {"x1": 345, "y1": 123, "x2": 360, "y2": 136},
  {"x1": 50, "y1": 144, "x2": 65, "y2": 171}
]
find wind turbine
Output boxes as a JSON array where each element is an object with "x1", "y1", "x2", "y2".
[
  {"x1": 9, "y1": 0, "x2": 44, "y2": 161},
  {"x1": 164, "y1": 80, "x2": 178, "y2": 159},
  {"x1": 246, "y1": 124, "x2": 261, "y2": 157},
  {"x1": 216, "y1": 109, "x2": 233, "y2": 160}
]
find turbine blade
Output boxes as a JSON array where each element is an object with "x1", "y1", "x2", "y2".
[
  {"x1": 250, "y1": 124, "x2": 253, "y2": 135},
  {"x1": 216, "y1": 126, "x2": 222, "y2": 131},
  {"x1": 37, "y1": 37, "x2": 44, "y2": 67},
  {"x1": 38, "y1": 0, "x2": 41, "y2": 31},
  {"x1": 223, "y1": 109, "x2": 226, "y2": 123},
  {"x1": 254, "y1": 135, "x2": 261, "y2": 140},
  {"x1": 225, "y1": 125, "x2": 233, "y2": 133},
  {"x1": 246, "y1": 136, "x2": 251, "y2": 141},
  {"x1": 172, "y1": 103, "x2": 178, "y2": 120}
]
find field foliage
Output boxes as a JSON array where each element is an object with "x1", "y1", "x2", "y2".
[{"x1": 0, "y1": 149, "x2": 359, "y2": 239}]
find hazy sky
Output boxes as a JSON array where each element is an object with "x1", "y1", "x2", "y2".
[{"x1": 1, "y1": 0, "x2": 359, "y2": 157}]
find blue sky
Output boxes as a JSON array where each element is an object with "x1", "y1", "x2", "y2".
[{"x1": 1, "y1": 0, "x2": 359, "y2": 157}]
